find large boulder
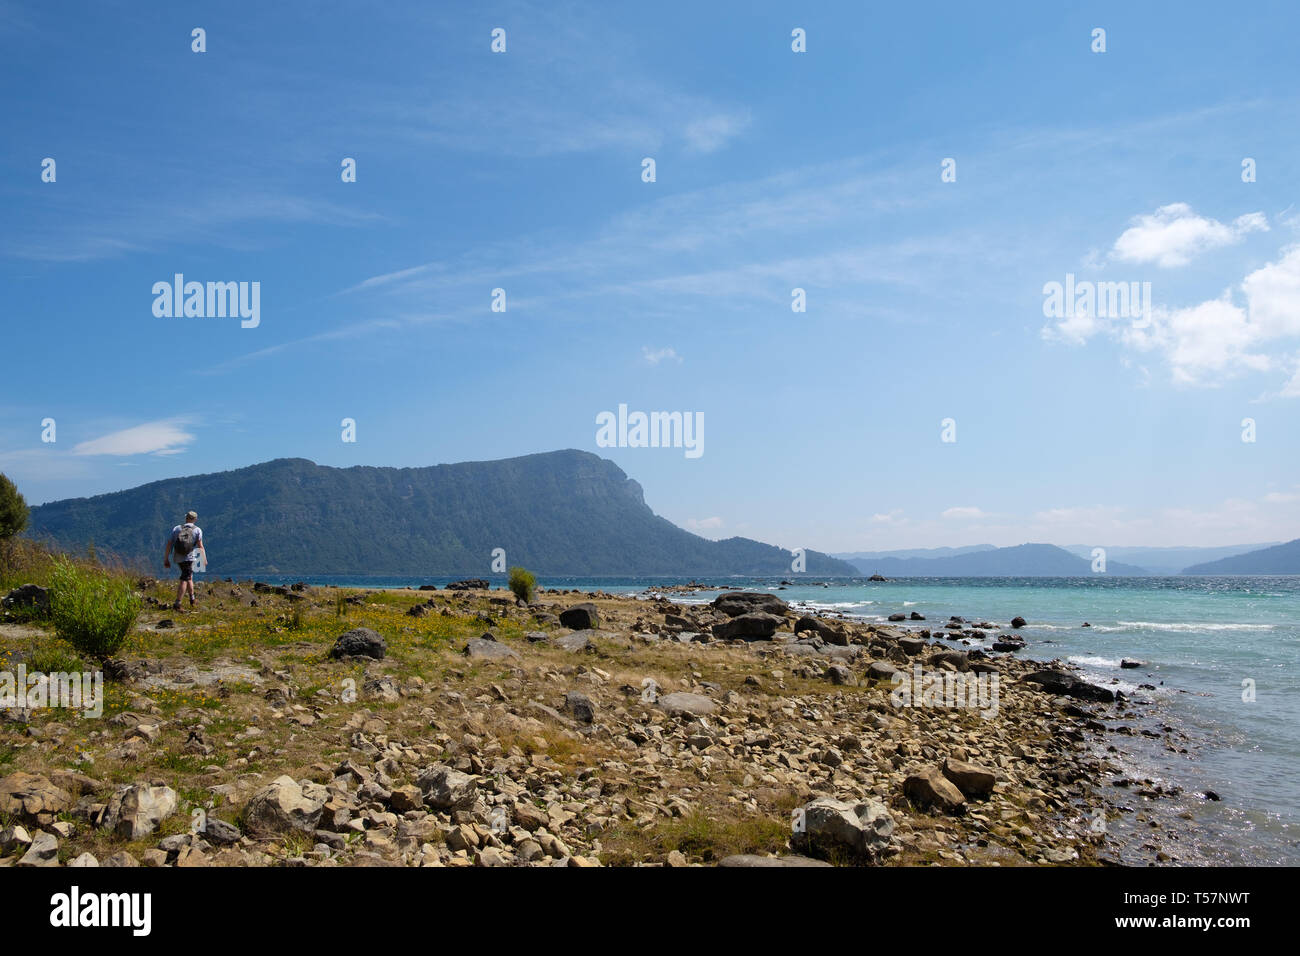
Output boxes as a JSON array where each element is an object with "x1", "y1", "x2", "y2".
[
  {"x1": 564, "y1": 691, "x2": 596, "y2": 724},
  {"x1": 794, "y1": 616, "x2": 842, "y2": 643},
  {"x1": 713, "y1": 612, "x2": 783, "y2": 641},
  {"x1": 329, "y1": 627, "x2": 386, "y2": 660},
  {"x1": 1022, "y1": 669, "x2": 1115, "y2": 703},
  {"x1": 552, "y1": 631, "x2": 594, "y2": 652},
  {"x1": 942, "y1": 758, "x2": 997, "y2": 798},
  {"x1": 2, "y1": 584, "x2": 50, "y2": 614},
  {"x1": 463, "y1": 638, "x2": 520, "y2": 661},
  {"x1": 242, "y1": 776, "x2": 326, "y2": 838},
  {"x1": 558, "y1": 603, "x2": 600, "y2": 630},
  {"x1": 0, "y1": 772, "x2": 72, "y2": 827},
  {"x1": 866, "y1": 661, "x2": 901, "y2": 682},
  {"x1": 417, "y1": 766, "x2": 478, "y2": 811},
  {"x1": 897, "y1": 636, "x2": 927, "y2": 656},
  {"x1": 100, "y1": 784, "x2": 178, "y2": 840},
  {"x1": 446, "y1": 579, "x2": 490, "y2": 591},
  {"x1": 711, "y1": 592, "x2": 789, "y2": 618},
  {"x1": 903, "y1": 766, "x2": 966, "y2": 814},
  {"x1": 791, "y1": 797, "x2": 895, "y2": 862}
]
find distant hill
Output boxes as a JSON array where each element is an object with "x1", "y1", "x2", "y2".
[
  {"x1": 24, "y1": 450, "x2": 858, "y2": 577},
  {"x1": 1182, "y1": 538, "x2": 1300, "y2": 574},
  {"x1": 1063, "y1": 543, "x2": 1280, "y2": 575},
  {"x1": 833, "y1": 545, "x2": 997, "y2": 562},
  {"x1": 848, "y1": 543, "x2": 1150, "y2": 577}
]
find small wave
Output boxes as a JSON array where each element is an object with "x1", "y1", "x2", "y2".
[
  {"x1": 1069, "y1": 655, "x2": 1124, "y2": 668},
  {"x1": 902, "y1": 601, "x2": 918, "y2": 606},
  {"x1": 1116, "y1": 621, "x2": 1276, "y2": 632}
]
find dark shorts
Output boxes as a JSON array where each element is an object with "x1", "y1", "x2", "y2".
[{"x1": 178, "y1": 561, "x2": 194, "y2": 582}]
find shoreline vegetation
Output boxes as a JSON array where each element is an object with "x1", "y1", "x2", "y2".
[{"x1": 0, "y1": 547, "x2": 1174, "y2": 869}]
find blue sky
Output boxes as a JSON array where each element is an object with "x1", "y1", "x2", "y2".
[{"x1": 3, "y1": 0, "x2": 1299, "y2": 552}]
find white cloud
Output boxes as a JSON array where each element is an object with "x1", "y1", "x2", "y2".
[
  {"x1": 870, "y1": 509, "x2": 906, "y2": 525},
  {"x1": 941, "y1": 506, "x2": 987, "y2": 520},
  {"x1": 1041, "y1": 308, "x2": 1105, "y2": 346},
  {"x1": 683, "y1": 112, "x2": 751, "y2": 154},
  {"x1": 1111, "y1": 203, "x2": 1268, "y2": 268},
  {"x1": 642, "y1": 346, "x2": 682, "y2": 365},
  {"x1": 1054, "y1": 243, "x2": 1300, "y2": 389},
  {"x1": 683, "y1": 517, "x2": 723, "y2": 535},
  {"x1": 73, "y1": 420, "x2": 194, "y2": 457},
  {"x1": 1125, "y1": 246, "x2": 1300, "y2": 384}
]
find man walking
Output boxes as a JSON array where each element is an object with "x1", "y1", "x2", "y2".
[{"x1": 163, "y1": 510, "x2": 206, "y2": 611}]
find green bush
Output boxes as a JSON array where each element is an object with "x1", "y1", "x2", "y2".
[
  {"x1": 47, "y1": 558, "x2": 140, "y2": 662},
  {"x1": 508, "y1": 566, "x2": 536, "y2": 603},
  {"x1": 0, "y1": 473, "x2": 28, "y2": 540}
]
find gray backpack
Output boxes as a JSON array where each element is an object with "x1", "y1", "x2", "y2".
[{"x1": 174, "y1": 525, "x2": 197, "y2": 557}]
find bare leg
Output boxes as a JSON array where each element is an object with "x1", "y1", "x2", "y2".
[{"x1": 173, "y1": 580, "x2": 184, "y2": 608}]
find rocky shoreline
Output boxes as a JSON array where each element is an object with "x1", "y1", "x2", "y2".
[{"x1": 0, "y1": 583, "x2": 1165, "y2": 867}]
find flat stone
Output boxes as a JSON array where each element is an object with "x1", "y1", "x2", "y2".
[{"x1": 657, "y1": 692, "x2": 718, "y2": 717}]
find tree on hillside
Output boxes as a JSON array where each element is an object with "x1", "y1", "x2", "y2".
[{"x1": 0, "y1": 472, "x2": 28, "y2": 539}]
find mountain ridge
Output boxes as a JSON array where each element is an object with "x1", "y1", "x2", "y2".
[
  {"x1": 846, "y1": 543, "x2": 1151, "y2": 577},
  {"x1": 24, "y1": 450, "x2": 858, "y2": 577},
  {"x1": 1181, "y1": 538, "x2": 1300, "y2": 574}
]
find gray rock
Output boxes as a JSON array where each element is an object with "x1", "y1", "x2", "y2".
[
  {"x1": 711, "y1": 592, "x2": 790, "y2": 618},
  {"x1": 2, "y1": 584, "x2": 50, "y2": 613},
  {"x1": 553, "y1": 631, "x2": 594, "y2": 652},
  {"x1": 17, "y1": 830, "x2": 59, "y2": 867},
  {"x1": 792, "y1": 797, "x2": 895, "y2": 861},
  {"x1": 417, "y1": 765, "x2": 478, "y2": 811},
  {"x1": 564, "y1": 691, "x2": 596, "y2": 724},
  {"x1": 1022, "y1": 669, "x2": 1116, "y2": 703},
  {"x1": 713, "y1": 612, "x2": 783, "y2": 641},
  {"x1": 0, "y1": 824, "x2": 32, "y2": 855},
  {"x1": 203, "y1": 818, "x2": 242, "y2": 846},
  {"x1": 242, "y1": 776, "x2": 326, "y2": 838},
  {"x1": 657, "y1": 692, "x2": 718, "y2": 717},
  {"x1": 826, "y1": 664, "x2": 857, "y2": 686},
  {"x1": 100, "y1": 784, "x2": 178, "y2": 840},
  {"x1": 329, "y1": 627, "x2": 386, "y2": 660},
  {"x1": 463, "y1": 638, "x2": 520, "y2": 661}
]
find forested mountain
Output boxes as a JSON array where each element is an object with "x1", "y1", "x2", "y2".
[
  {"x1": 25, "y1": 450, "x2": 858, "y2": 577},
  {"x1": 848, "y1": 543, "x2": 1150, "y2": 576},
  {"x1": 1182, "y1": 538, "x2": 1300, "y2": 574}
]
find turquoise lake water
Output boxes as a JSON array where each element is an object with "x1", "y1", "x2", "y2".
[{"x1": 245, "y1": 572, "x2": 1300, "y2": 865}]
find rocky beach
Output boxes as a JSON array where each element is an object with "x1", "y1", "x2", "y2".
[{"x1": 0, "y1": 578, "x2": 1182, "y2": 868}]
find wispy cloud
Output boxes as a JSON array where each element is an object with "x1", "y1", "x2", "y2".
[
  {"x1": 642, "y1": 346, "x2": 682, "y2": 365},
  {"x1": 72, "y1": 420, "x2": 195, "y2": 457}
]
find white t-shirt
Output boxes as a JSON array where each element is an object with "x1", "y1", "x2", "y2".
[{"x1": 170, "y1": 523, "x2": 203, "y2": 563}]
